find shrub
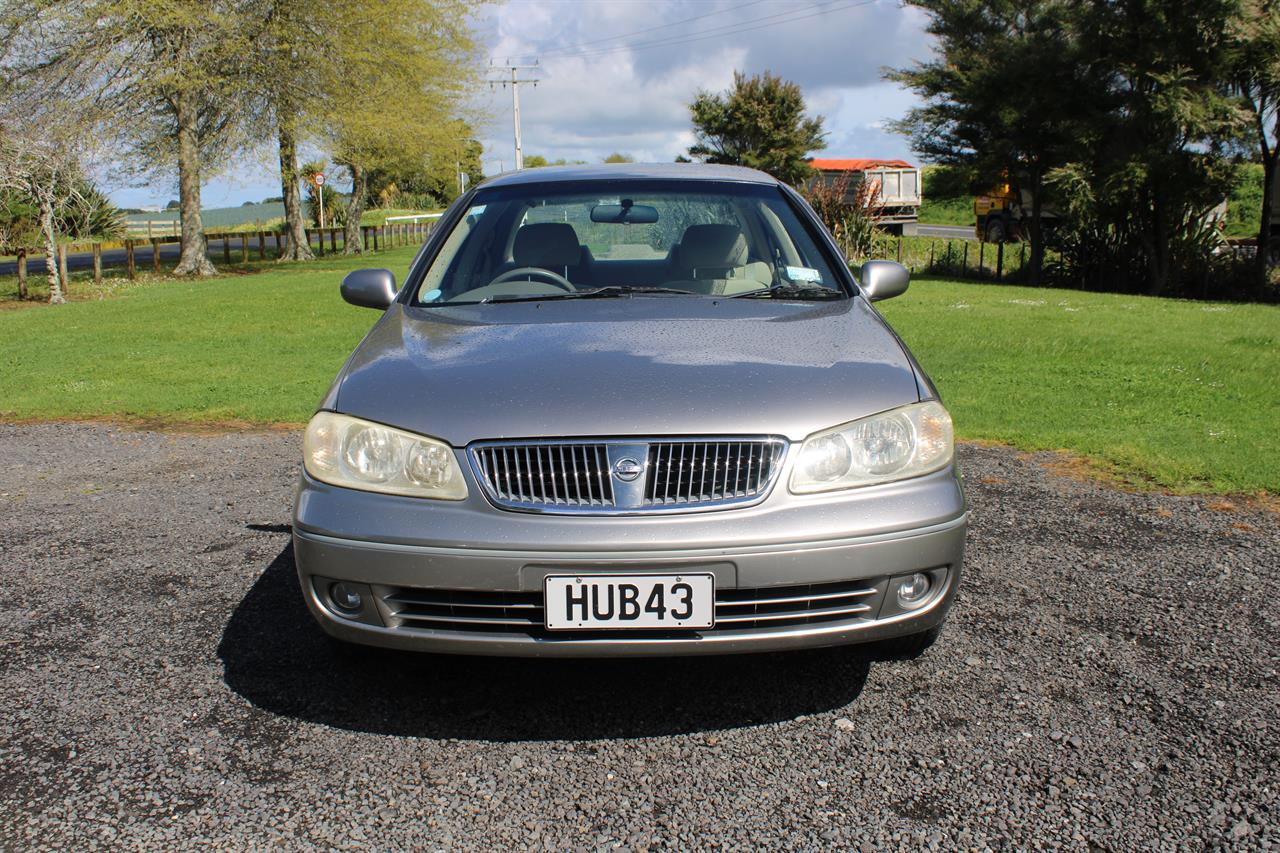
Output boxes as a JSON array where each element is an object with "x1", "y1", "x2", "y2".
[{"x1": 800, "y1": 170, "x2": 890, "y2": 261}]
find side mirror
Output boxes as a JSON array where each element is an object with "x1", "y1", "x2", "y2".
[
  {"x1": 341, "y1": 268, "x2": 397, "y2": 309},
  {"x1": 859, "y1": 260, "x2": 910, "y2": 302}
]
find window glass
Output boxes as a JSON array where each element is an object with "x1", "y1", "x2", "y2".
[{"x1": 413, "y1": 182, "x2": 844, "y2": 304}]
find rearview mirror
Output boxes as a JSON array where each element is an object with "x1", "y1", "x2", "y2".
[
  {"x1": 590, "y1": 201, "x2": 659, "y2": 224},
  {"x1": 341, "y1": 268, "x2": 397, "y2": 309},
  {"x1": 859, "y1": 260, "x2": 909, "y2": 302}
]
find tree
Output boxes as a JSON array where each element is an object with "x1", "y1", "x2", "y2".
[
  {"x1": 687, "y1": 71, "x2": 826, "y2": 185},
  {"x1": 305, "y1": 0, "x2": 481, "y2": 255},
  {"x1": 891, "y1": 0, "x2": 1246, "y2": 295},
  {"x1": 887, "y1": 0, "x2": 1097, "y2": 283},
  {"x1": 7, "y1": 0, "x2": 255, "y2": 277},
  {"x1": 121, "y1": 1, "x2": 252, "y2": 276},
  {"x1": 360, "y1": 121, "x2": 484, "y2": 211},
  {"x1": 0, "y1": 128, "x2": 83, "y2": 303},
  {"x1": 244, "y1": 0, "x2": 333, "y2": 261},
  {"x1": 603, "y1": 152, "x2": 634, "y2": 163},
  {"x1": 1061, "y1": 0, "x2": 1244, "y2": 295},
  {"x1": 523, "y1": 155, "x2": 586, "y2": 168},
  {"x1": 1231, "y1": 0, "x2": 1280, "y2": 280}
]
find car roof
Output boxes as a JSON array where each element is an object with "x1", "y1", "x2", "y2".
[{"x1": 477, "y1": 162, "x2": 781, "y2": 189}]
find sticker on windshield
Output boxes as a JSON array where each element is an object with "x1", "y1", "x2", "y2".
[{"x1": 785, "y1": 266, "x2": 823, "y2": 283}]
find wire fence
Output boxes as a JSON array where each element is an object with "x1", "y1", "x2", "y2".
[
  {"x1": 4, "y1": 220, "x2": 437, "y2": 299},
  {"x1": 859, "y1": 233, "x2": 1038, "y2": 282}
]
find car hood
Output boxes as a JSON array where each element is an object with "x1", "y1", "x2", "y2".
[{"x1": 332, "y1": 297, "x2": 922, "y2": 445}]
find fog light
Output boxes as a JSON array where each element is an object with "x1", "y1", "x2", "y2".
[
  {"x1": 330, "y1": 582, "x2": 364, "y2": 613},
  {"x1": 896, "y1": 572, "x2": 931, "y2": 608}
]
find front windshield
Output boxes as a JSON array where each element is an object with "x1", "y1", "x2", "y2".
[{"x1": 413, "y1": 181, "x2": 845, "y2": 304}]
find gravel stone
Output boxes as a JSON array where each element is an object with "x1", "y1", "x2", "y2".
[{"x1": 1, "y1": 423, "x2": 1277, "y2": 850}]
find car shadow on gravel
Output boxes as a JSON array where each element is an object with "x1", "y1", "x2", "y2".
[{"x1": 219, "y1": 543, "x2": 874, "y2": 741}]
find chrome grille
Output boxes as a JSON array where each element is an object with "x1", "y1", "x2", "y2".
[
  {"x1": 376, "y1": 578, "x2": 887, "y2": 635},
  {"x1": 472, "y1": 443, "x2": 615, "y2": 508},
  {"x1": 645, "y1": 440, "x2": 784, "y2": 507},
  {"x1": 468, "y1": 437, "x2": 787, "y2": 514}
]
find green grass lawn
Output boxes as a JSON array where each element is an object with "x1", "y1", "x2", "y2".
[
  {"x1": 1, "y1": 257, "x2": 1276, "y2": 495},
  {"x1": 878, "y1": 279, "x2": 1279, "y2": 495}
]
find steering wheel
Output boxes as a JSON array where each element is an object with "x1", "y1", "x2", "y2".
[{"x1": 487, "y1": 267, "x2": 575, "y2": 292}]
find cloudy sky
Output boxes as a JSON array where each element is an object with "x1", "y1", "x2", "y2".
[{"x1": 111, "y1": 0, "x2": 933, "y2": 209}]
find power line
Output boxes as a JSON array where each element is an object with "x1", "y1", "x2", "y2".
[
  {"x1": 537, "y1": 0, "x2": 772, "y2": 57},
  {"x1": 542, "y1": 0, "x2": 877, "y2": 60}
]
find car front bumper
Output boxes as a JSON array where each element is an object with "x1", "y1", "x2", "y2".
[{"x1": 292, "y1": 464, "x2": 967, "y2": 657}]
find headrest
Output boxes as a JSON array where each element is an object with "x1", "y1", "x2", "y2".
[
  {"x1": 513, "y1": 223, "x2": 580, "y2": 268},
  {"x1": 678, "y1": 224, "x2": 748, "y2": 271}
]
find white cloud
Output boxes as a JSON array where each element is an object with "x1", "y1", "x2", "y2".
[{"x1": 476, "y1": 0, "x2": 932, "y2": 170}]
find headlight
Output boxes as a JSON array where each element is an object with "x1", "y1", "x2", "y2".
[
  {"x1": 790, "y1": 401, "x2": 954, "y2": 493},
  {"x1": 304, "y1": 412, "x2": 468, "y2": 500}
]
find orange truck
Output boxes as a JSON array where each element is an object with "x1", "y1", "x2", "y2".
[{"x1": 808, "y1": 159, "x2": 921, "y2": 234}]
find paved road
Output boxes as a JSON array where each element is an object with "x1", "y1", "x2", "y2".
[
  {"x1": 906, "y1": 223, "x2": 977, "y2": 241},
  {"x1": 1, "y1": 424, "x2": 1277, "y2": 849}
]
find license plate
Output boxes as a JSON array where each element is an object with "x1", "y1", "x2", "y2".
[{"x1": 544, "y1": 573, "x2": 715, "y2": 630}]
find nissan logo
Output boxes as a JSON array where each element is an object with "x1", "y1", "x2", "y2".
[{"x1": 612, "y1": 457, "x2": 644, "y2": 482}]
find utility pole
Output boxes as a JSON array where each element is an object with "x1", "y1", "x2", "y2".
[{"x1": 489, "y1": 61, "x2": 539, "y2": 170}]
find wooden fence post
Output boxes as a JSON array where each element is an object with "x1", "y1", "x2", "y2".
[
  {"x1": 996, "y1": 242, "x2": 1004, "y2": 281},
  {"x1": 222, "y1": 234, "x2": 231, "y2": 265},
  {"x1": 126, "y1": 240, "x2": 136, "y2": 280},
  {"x1": 329, "y1": 228, "x2": 337, "y2": 253},
  {"x1": 978, "y1": 241, "x2": 985, "y2": 277},
  {"x1": 274, "y1": 231, "x2": 282, "y2": 257},
  {"x1": 362, "y1": 226, "x2": 369, "y2": 251},
  {"x1": 962, "y1": 242, "x2": 969, "y2": 276},
  {"x1": 93, "y1": 243, "x2": 102, "y2": 285},
  {"x1": 373, "y1": 226, "x2": 379, "y2": 251},
  {"x1": 151, "y1": 238, "x2": 161, "y2": 273},
  {"x1": 258, "y1": 231, "x2": 266, "y2": 260},
  {"x1": 16, "y1": 248, "x2": 27, "y2": 299},
  {"x1": 240, "y1": 233, "x2": 248, "y2": 262},
  {"x1": 58, "y1": 245, "x2": 69, "y2": 294}
]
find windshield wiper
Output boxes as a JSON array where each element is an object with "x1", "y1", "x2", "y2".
[
  {"x1": 482, "y1": 285, "x2": 700, "y2": 304},
  {"x1": 731, "y1": 282, "x2": 844, "y2": 300}
]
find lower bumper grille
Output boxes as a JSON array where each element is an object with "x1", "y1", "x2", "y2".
[{"x1": 378, "y1": 578, "x2": 889, "y2": 636}]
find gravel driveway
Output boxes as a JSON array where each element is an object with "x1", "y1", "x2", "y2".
[{"x1": 1, "y1": 423, "x2": 1276, "y2": 851}]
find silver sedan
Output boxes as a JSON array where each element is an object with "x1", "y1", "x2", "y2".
[{"x1": 293, "y1": 163, "x2": 966, "y2": 657}]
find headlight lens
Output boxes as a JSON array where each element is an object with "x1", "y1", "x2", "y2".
[
  {"x1": 790, "y1": 401, "x2": 954, "y2": 493},
  {"x1": 304, "y1": 412, "x2": 468, "y2": 500}
]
